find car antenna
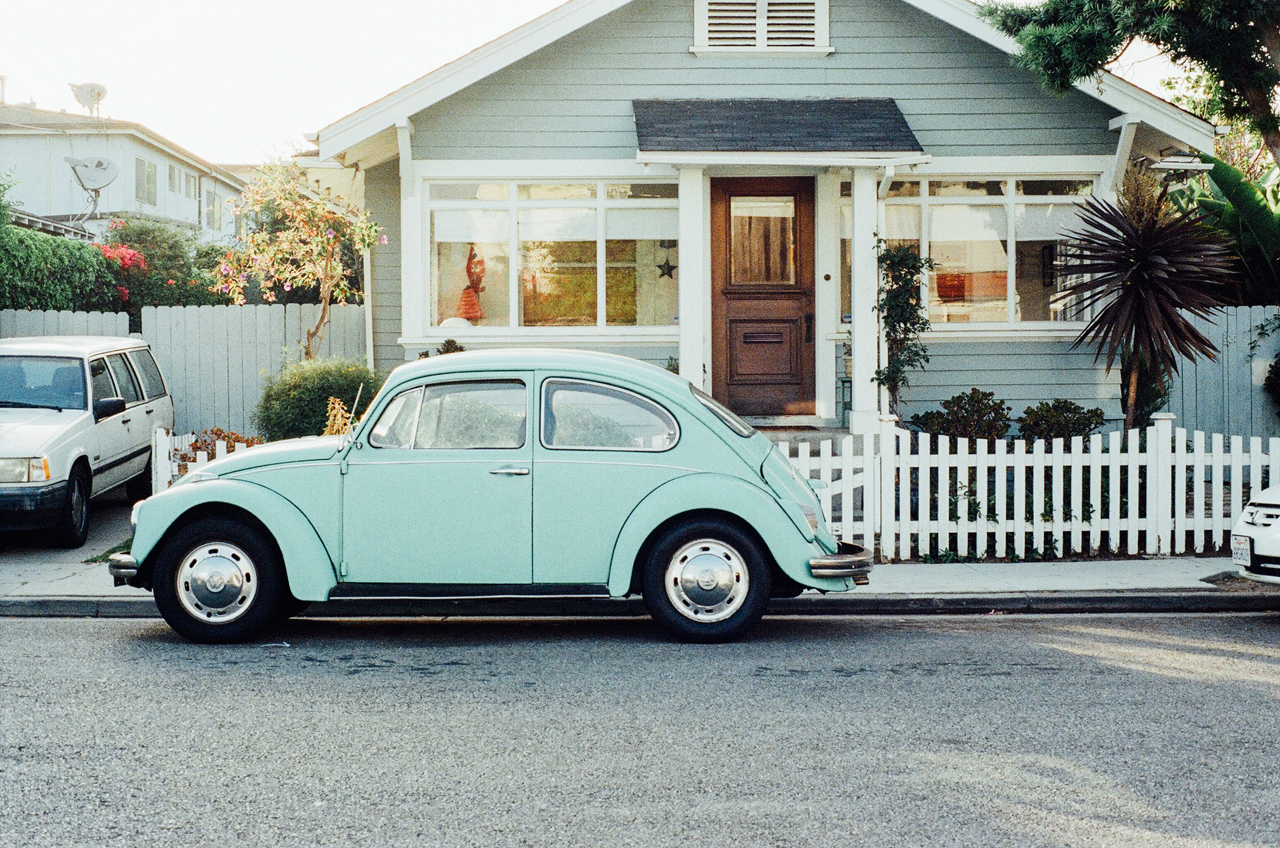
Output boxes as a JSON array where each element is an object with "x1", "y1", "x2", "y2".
[{"x1": 346, "y1": 384, "x2": 363, "y2": 438}]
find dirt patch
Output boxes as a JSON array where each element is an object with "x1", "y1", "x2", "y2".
[{"x1": 1202, "y1": 572, "x2": 1280, "y2": 594}]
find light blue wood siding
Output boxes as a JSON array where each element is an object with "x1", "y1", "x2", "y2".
[
  {"x1": 898, "y1": 338, "x2": 1123, "y2": 428},
  {"x1": 410, "y1": 0, "x2": 1119, "y2": 159},
  {"x1": 365, "y1": 161, "x2": 403, "y2": 374}
]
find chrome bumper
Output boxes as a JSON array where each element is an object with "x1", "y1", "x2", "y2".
[
  {"x1": 810, "y1": 542, "x2": 872, "y2": 583},
  {"x1": 108, "y1": 552, "x2": 139, "y2": 586}
]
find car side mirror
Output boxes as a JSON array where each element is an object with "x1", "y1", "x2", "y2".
[{"x1": 94, "y1": 397, "x2": 126, "y2": 422}]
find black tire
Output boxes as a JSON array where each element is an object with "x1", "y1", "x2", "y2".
[
  {"x1": 152, "y1": 517, "x2": 285, "y2": 644},
  {"x1": 52, "y1": 463, "x2": 91, "y2": 549},
  {"x1": 125, "y1": 459, "x2": 152, "y2": 502},
  {"x1": 642, "y1": 519, "x2": 772, "y2": 643},
  {"x1": 279, "y1": 596, "x2": 311, "y2": 620}
]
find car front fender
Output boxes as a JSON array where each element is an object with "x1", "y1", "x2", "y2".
[
  {"x1": 606, "y1": 472, "x2": 852, "y2": 596},
  {"x1": 130, "y1": 478, "x2": 338, "y2": 601}
]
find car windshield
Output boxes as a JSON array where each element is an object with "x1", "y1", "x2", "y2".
[
  {"x1": 690, "y1": 385, "x2": 756, "y2": 438},
  {"x1": 0, "y1": 356, "x2": 87, "y2": 411}
]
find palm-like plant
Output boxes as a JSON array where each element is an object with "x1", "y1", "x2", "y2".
[{"x1": 1060, "y1": 171, "x2": 1237, "y2": 431}]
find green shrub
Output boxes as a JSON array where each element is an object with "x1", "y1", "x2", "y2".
[
  {"x1": 104, "y1": 218, "x2": 230, "y2": 330},
  {"x1": 908, "y1": 388, "x2": 1012, "y2": 442},
  {"x1": 254, "y1": 358, "x2": 382, "y2": 441},
  {"x1": 1017, "y1": 399, "x2": 1107, "y2": 442},
  {"x1": 0, "y1": 225, "x2": 118, "y2": 311}
]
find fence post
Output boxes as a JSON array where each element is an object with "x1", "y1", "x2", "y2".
[
  {"x1": 1151, "y1": 413, "x2": 1175, "y2": 554},
  {"x1": 151, "y1": 427, "x2": 170, "y2": 493}
]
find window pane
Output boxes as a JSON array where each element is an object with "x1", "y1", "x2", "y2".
[
  {"x1": 605, "y1": 183, "x2": 678, "y2": 199},
  {"x1": 885, "y1": 181, "x2": 920, "y2": 198},
  {"x1": 1016, "y1": 203, "x2": 1088, "y2": 321},
  {"x1": 415, "y1": 381, "x2": 526, "y2": 449},
  {"x1": 518, "y1": 184, "x2": 596, "y2": 200},
  {"x1": 89, "y1": 358, "x2": 116, "y2": 402},
  {"x1": 929, "y1": 205, "x2": 1008, "y2": 322},
  {"x1": 129, "y1": 349, "x2": 166, "y2": 399},
  {"x1": 730, "y1": 196, "x2": 796, "y2": 285},
  {"x1": 433, "y1": 210, "x2": 510, "y2": 326},
  {"x1": 185, "y1": 174, "x2": 196, "y2": 199},
  {"x1": 839, "y1": 203, "x2": 852, "y2": 322},
  {"x1": 931, "y1": 180, "x2": 1006, "y2": 198},
  {"x1": 105, "y1": 354, "x2": 142, "y2": 404},
  {"x1": 605, "y1": 208, "x2": 678, "y2": 326},
  {"x1": 543, "y1": 380, "x2": 677, "y2": 450},
  {"x1": 1016, "y1": 180, "x2": 1093, "y2": 197},
  {"x1": 430, "y1": 183, "x2": 509, "y2": 201},
  {"x1": 519, "y1": 208, "x2": 597, "y2": 326},
  {"x1": 135, "y1": 159, "x2": 148, "y2": 203},
  {"x1": 369, "y1": 388, "x2": 422, "y2": 449}
]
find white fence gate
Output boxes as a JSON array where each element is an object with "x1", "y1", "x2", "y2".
[
  {"x1": 142, "y1": 303, "x2": 366, "y2": 435},
  {"x1": 0, "y1": 308, "x2": 128, "y2": 338}
]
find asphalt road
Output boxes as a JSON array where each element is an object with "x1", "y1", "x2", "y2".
[{"x1": 2, "y1": 614, "x2": 1279, "y2": 847}]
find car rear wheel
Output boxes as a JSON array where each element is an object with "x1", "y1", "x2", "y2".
[
  {"x1": 125, "y1": 459, "x2": 152, "y2": 502},
  {"x1": 52, "y1": 464, "x2": 91, "y2": 549},
  {"x1": 642, "y1": 519, "x2": 772, "y2": 643},
  {"x1": 152, "y1": 518, "x2": 284, "y2": 644}
]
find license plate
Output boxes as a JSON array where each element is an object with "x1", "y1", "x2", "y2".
[{"x1": 1232, "y1": 535, "x2": 1252, "y2": 568}]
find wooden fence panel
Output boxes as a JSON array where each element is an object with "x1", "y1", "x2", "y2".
[{"x1": 0, "y1": 309, "x2": 128, "y2": 338}]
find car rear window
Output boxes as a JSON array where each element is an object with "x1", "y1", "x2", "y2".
[{"x1": 128, "y1": 348, "x2": 167, "y2": 399}]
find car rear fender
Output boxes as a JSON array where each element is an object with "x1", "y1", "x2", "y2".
[
  {"x1": 130, "y1": 479, "x2": 337, "y2": 601},
  {"x1": 606, "y1": 472, "x2": 850, "y2": 596}
]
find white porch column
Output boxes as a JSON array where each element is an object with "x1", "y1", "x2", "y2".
[
  {"x1": 677, "y1": 165, "x2": 710, "y2": 391},
  {"x1": 396, "y1": 119, "x2": 425, "y2": 340},
  {"x1": 813, "y1": 170, "x2": 841, "y2": 421},
  {"x1": 848, "y1": 167, "x2": 882, "y2": 433}
]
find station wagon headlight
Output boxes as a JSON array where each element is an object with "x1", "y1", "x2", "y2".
[{"x1": 0, "y1": 457, "x2": 50, "y2": 483}]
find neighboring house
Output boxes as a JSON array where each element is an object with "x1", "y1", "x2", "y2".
[
  {"x1": 0, "y1": 103, "x2": 244, "y2": 245},
  {"x1": 314, "y1": 0, "x2": 1214, "y2": 429}
]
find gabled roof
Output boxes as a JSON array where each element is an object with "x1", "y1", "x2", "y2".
[
  {"x1": 317, "y1": 0, "x2": 1215, "y2": 161},
  {"x1": 633, "y1": 99, "x2": 922, "y2": 153},
  {"x1": 0, "y1": 104, "x2": 246, "y2": 189}
]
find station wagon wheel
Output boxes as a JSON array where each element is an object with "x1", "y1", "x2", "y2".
[
  {"x1": 52, "y1": 463, "x2": 91, "y2": 549},
  {"x1": 642, "y1": 519, "x2": 772, "y2": 643},
  {"x1": 152, "y1": 518, "x2": 284, "y2": 644}
]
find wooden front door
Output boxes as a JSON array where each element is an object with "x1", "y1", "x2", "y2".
[{"x1": 711, "y1": 177, "x2": 815, "y2": 416}]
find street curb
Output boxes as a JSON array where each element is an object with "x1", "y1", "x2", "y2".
[{"x1": 2, "y1": 591, "x2": 1278, "y2": 618}]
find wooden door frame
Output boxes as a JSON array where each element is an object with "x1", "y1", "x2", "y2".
[{"x1": 710, "y1": 176, "x2": 816, "y2": 415}]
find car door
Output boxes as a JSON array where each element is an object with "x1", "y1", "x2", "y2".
[
  {"x1": 341, "y1": 374, "x2": 534, "y2": 586},
  {"x1": 532, "y1": 375, "x2": 686, "y2": 586},
  {"x1": 103, "y1": 352, "x2": 150, "y2": 481},
  {"x1": 87, "y1": 357, "x2": 131, "y2": 492},
  {"x1": 126, "y1": 346, "x2": 175, "y2": 438}
]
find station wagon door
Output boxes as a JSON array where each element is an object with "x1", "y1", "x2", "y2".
[{"x1": 341, "y1": 375, "x2": 534, "y2": 586}]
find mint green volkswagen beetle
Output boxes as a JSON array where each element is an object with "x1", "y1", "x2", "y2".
[{"x1": 109, "y1": 350, "x2": 870, "y2": 643}]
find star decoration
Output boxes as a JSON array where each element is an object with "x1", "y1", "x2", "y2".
[{"x1": 657, "y1": 258, "x2": 677, "y2": 279}]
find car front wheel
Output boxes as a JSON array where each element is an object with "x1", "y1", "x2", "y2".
[
  {"x1": 52, "y1": 464, "x2": 91, "y2": 549},
  {"x1": 642, "y1": 520, "x2": 772, "y2": 643},
  {"x1": 152, "y1": 518, "x2": 284, "y2": 644}
]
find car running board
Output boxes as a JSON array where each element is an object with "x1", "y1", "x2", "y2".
[{"x1": 328, "y1": 583, "x2": 612, "y2": 601}]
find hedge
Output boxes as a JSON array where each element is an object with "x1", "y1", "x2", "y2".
[{"x1": 0, "y1": 225, "x2": 118, "y2": 312}]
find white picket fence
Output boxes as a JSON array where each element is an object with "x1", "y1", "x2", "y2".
[
  {"x1": 152, "y1": 428, "x2": 261, "y2": 490},
  {"x1": 779, "y1": 414, "x2": 1269, "y2": 560},
  {"x1": 0, "y1": 308, "x2": 128, "y2": 338}
]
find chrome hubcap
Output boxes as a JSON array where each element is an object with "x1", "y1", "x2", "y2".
[
  {"x1": 176, "y1": 542, "x2": 257, "y2": 624},
  {"x1": 664, "y1": 538, "x2": 749, "y2": 623}
]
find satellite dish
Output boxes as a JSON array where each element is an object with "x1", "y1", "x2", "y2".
[
  {"x1": 65, "y1": 157, "x2": 118, "y2": 191},
  {"x1": 69, "y1": 82, "x2": 107, "y2": 115}
]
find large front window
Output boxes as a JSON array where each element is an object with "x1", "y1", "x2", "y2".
[
  {"x1": 429, "y1": 182, "x2": 678, "y2": 329},
  {"x1": 839, "y1": 177, "x2": 1094, "y2": 325}
]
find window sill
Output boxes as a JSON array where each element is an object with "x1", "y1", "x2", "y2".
[
  {"x1": 689, "y1": 46, "x2": 834, "y2": 55},
  {"x1": 922, "y1": 323, "x2": 1087, "y2": 342},
  {"x1": 400, "y1": 326, "x2": 679, "y2": 346}
]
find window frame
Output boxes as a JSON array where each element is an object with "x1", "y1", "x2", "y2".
[
  {"x1": 540, "y1": 377, "x2": 681, "y2": 453},
  {"x1": 426, "y1": 180, "x2": 680, "y2": 331},
  {"x1": 692, "y1": 0, "x2": 832, "y2": 54}
]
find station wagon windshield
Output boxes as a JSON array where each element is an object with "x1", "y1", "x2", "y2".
[{"x1": 0, "y1": 356, "x2": 87, "y2": 411}]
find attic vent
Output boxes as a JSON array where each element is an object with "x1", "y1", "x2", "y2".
[{"x1": 695, "y1": 0, "x2": 830, "y2": 52}]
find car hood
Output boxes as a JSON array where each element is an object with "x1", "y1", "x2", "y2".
[
  {"x1": 0, "y1": 408, "x2": 88, "y2": 456},
  {"x1": 1249, "y1": 484, "x2": 1280, "y2": 506},
  {"x1": 186, "y1": 436, "x2": 344, "y2": 479}
]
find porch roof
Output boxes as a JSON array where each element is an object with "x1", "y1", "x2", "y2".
[{"x1": 631, "y1": 99, "x2": 922, "y2": 154}]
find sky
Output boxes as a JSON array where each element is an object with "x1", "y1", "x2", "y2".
[{"x1": 0, "y1": 0, "x2": 1181, "y2": 166}]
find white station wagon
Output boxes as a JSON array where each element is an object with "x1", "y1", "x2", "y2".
[{"x1": 0, "y1": 336, "x2": 173, "y2": 547}]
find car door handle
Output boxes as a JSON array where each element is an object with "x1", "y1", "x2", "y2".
[
  {"x1": 145, "y1": 408, "x2": 154, "y2": 415},
  {"x1": 121, "y1": 417, "x2": 132, "y2": 424},
  {"x1": 489, "y1": 467, "x2": 530, "y2": 476}
]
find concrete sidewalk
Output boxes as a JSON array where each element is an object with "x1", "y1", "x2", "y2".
[{"x1": 1, "y1": 490, "x2": 1276, "y2": 617}]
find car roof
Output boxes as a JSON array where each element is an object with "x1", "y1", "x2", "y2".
[
  {"x1": 0, "y1": 335, "x2": 147, "y2": 358},
  {"x1": 390, "y1": 348, "x2": 689, "y2": 393}
]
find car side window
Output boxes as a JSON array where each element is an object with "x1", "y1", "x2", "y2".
[
  {"x1": 128, "y1": 349, "x2": 167, "y2": 399},
  {"x1": 414, "y1": 381, "x2": 527, "y2": 450},
  {"x1": 542, "y1": 379, "x2": 679, "y2": 451},
  {"x1": 89, "y1": 358, "x2": 117, "y2": 402},
  {"x1": 105, "y1": 354, "x2": 143, "y2": 405},
  {"x1": 368, "y1": 388, "x2": 423, "y2": 449}
]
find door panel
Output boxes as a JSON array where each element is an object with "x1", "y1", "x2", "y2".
[
  {"x1": 88, "y1": 357, "x2": 131, "y2": 491},
  {"x1": 341, "y1": 376, "x2": 534, "y2": 585},
  {"x1": 712, "y1": 177, "x2": 816, "y2": 416}
]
